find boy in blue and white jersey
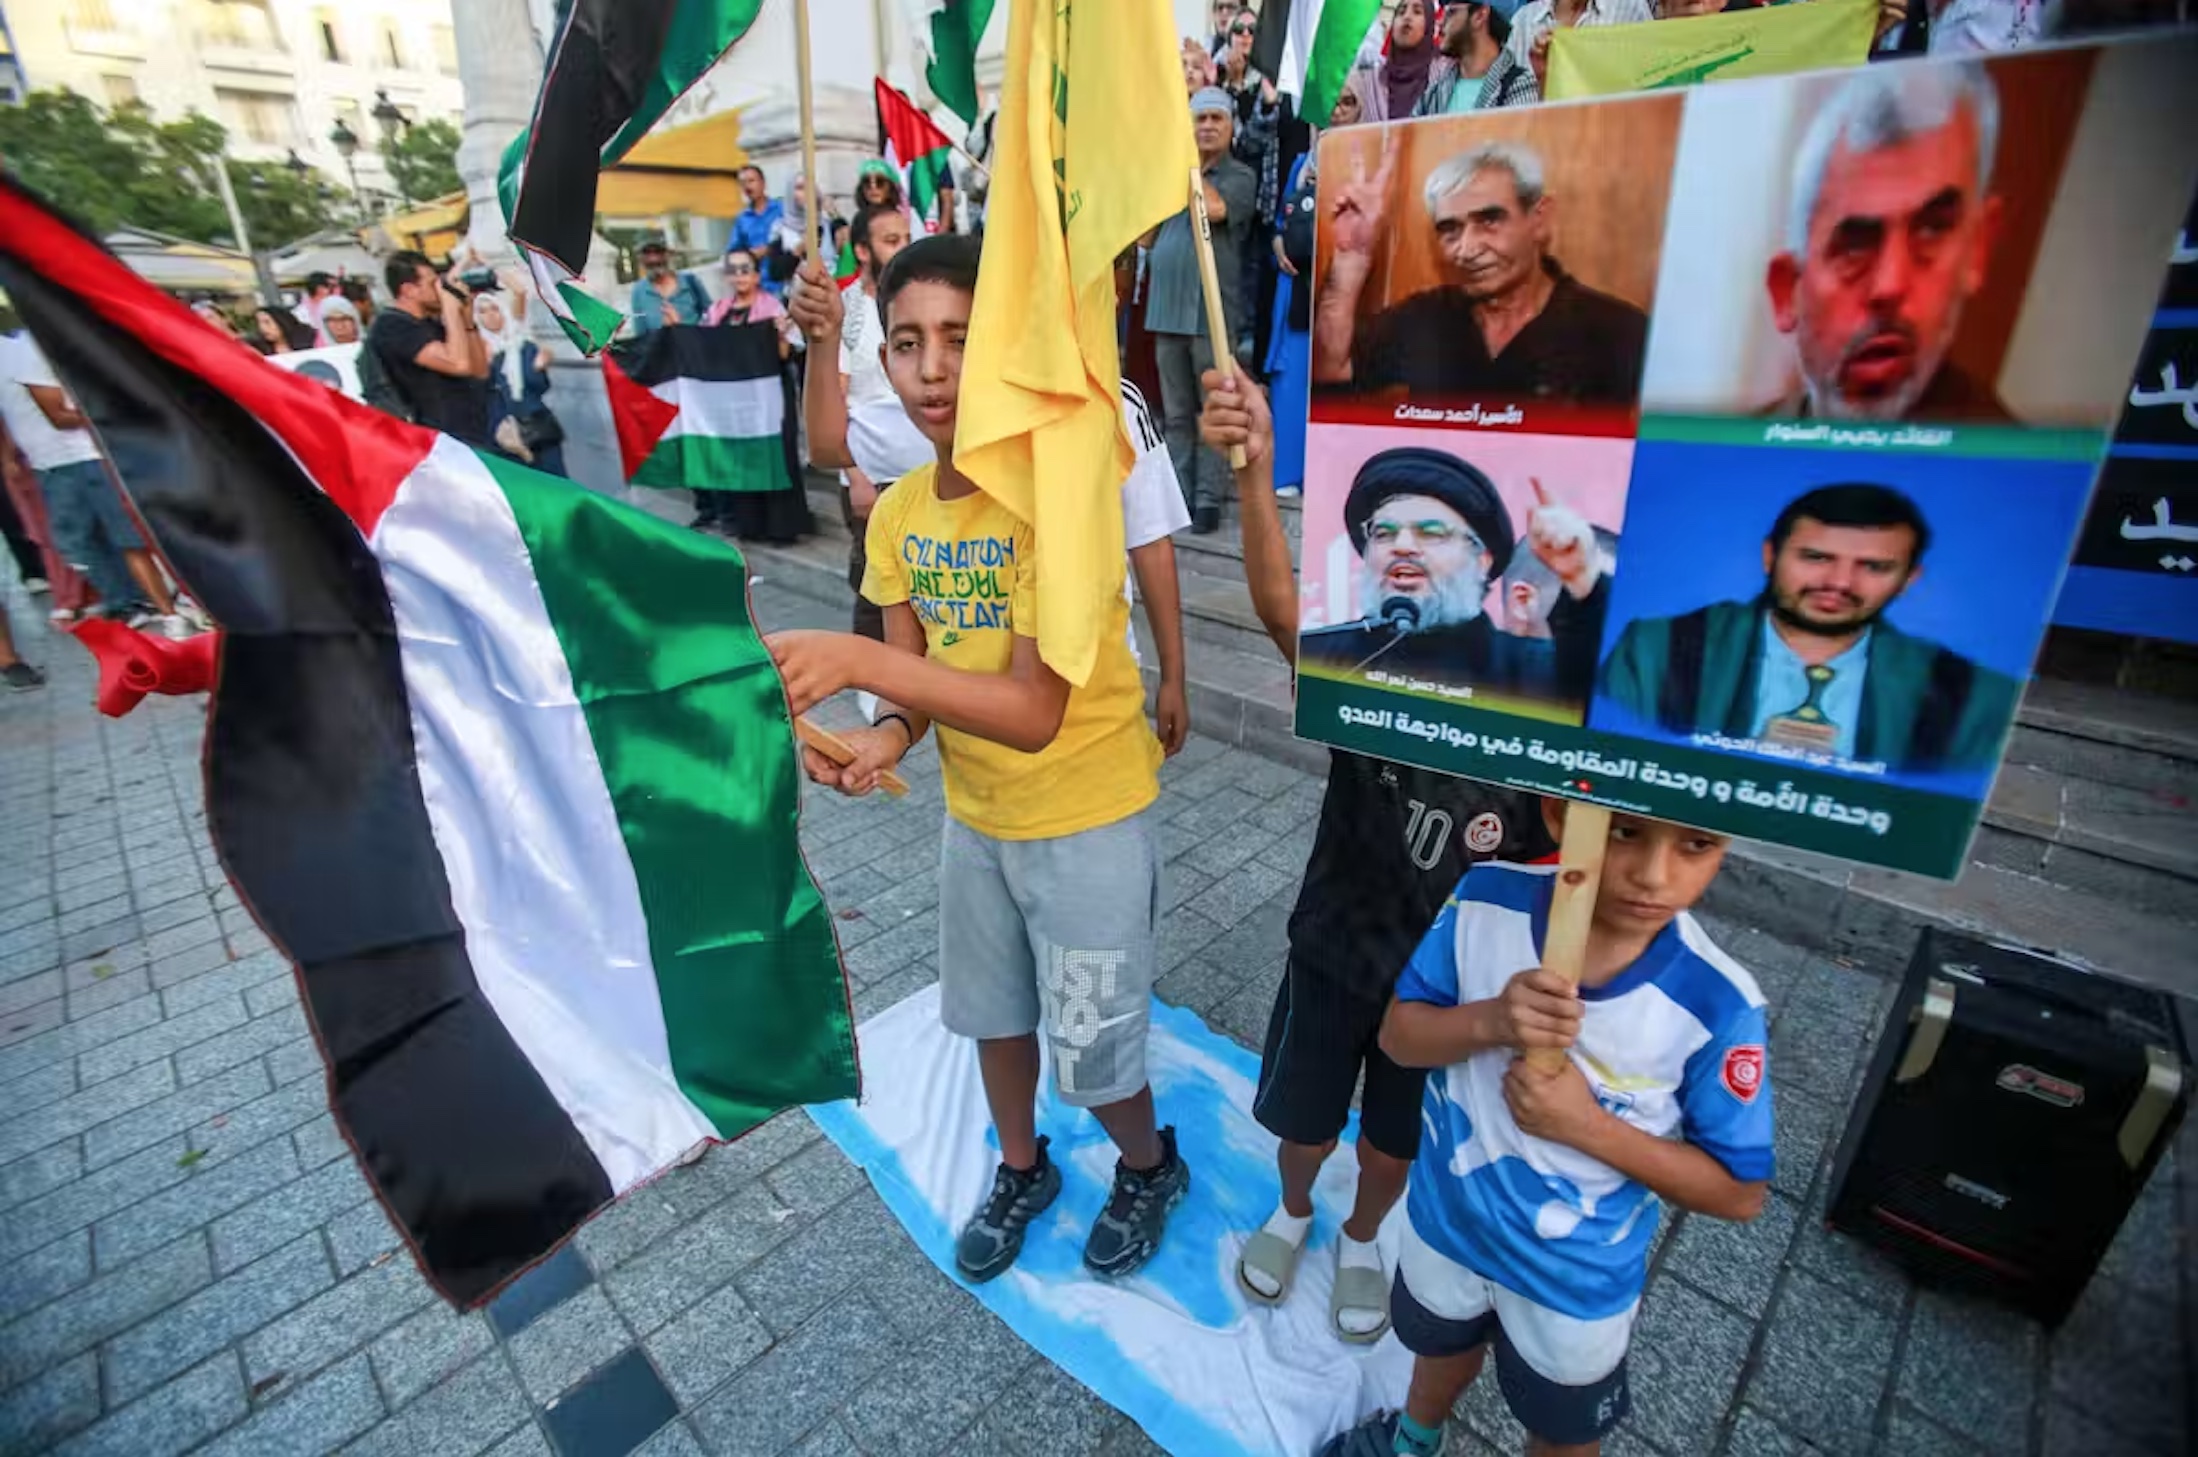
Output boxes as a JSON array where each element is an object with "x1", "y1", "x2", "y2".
[{"x1": 1321, "y1": 800, "x2": 1774, "y2": 1457}]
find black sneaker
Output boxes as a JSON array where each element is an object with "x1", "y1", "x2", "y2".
[
  {"x1": 1, "y1": 662, "x2": 44, "y2": 691},
  {"x1": 955, "y1": 1136, "x2": 1062, "y2": 1283},
  {"x1": 1082, "y1": 1126, "x2": 1189, "y2": 1279}
]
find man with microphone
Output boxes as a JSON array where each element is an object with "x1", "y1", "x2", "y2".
[{"x1": 1298, "y1": 446, "x2": 1609, "y2": 710}]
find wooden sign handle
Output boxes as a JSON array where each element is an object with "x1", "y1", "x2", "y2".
[
  {"x1": 1527, "y1": 802, "x2": 1611, "y2": 1071},
  {"x1": 794, "y1": 717, "x2": 910, "y2": 798},
  {"x1": 793, "y1": 0, "x2": 821, "y2": 264},
  {"x1": 1187, "y1": 166, "x2": 1250, "y2": 469}
]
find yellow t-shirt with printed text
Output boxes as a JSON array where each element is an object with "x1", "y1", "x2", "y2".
[{"x1": 862, "y1": 464, "x2": 1161, "y2": 841}]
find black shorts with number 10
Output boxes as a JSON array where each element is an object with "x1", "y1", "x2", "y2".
[{"x1": 1253, "y1": 752, "x2": 1554, "y2": 1161}]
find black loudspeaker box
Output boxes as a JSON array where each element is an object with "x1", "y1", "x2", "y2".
[{"x1": 1826, "y1": 928, "x2": 2189, "y2": 1325}]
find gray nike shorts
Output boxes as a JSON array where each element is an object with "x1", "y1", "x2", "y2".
[{"x1": 937, "y1": 807, "x2": 1161, "y2": 1108}]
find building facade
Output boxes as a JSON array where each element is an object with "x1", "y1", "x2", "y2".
[{"x1": 2, "y1": 0, "x2": 465, "y2": 212}]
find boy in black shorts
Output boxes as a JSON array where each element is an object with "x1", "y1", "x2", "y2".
[{"x1": 1199, "y1": 369, "x2": 1605, "y2": 1343}]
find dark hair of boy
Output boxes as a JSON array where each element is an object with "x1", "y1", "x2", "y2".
[
  {"x1": 877, "y1": 233, "x2": 981, "y2": 329},
  {"x1": 383, "y1": 250, "x2": 434, "y2": 297},
  {"x1": 1770, "y1": 483, "x2": 1932, "y2": 560}
]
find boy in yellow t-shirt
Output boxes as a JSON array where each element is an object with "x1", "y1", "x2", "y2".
[{"x1": 774, "y1": 238, "x2": 1186, "y2": 1284}]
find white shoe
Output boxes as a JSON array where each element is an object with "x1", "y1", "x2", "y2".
[
  {"x1": 173, "y1": 597, "x2": 214, "y2": 633},
  {"x1": 23, "y1": 577, "x2": 48, "y2": 595},
  {"x1": 125, "y1": 609, "x2": 164, "y2": 632},
  {"x1": 157, "y1": 614, "x2": 197, "y2": 641}
]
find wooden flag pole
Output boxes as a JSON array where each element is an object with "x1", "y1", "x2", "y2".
[
  {"x1": 1529, "y1": 803, "x2": 1612, "y2": 1070},
  {"x1": 794, "y1": 0, "x2": 821, "y2": 263},
  {"x1": 1187, "y1": 166, "x2": 1249, "y2": 470},
  {"x1": 794, "y1": 718, "x2": 910, "y2": 798}
]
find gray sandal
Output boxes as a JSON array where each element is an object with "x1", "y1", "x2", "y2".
[
  {"x1": 1330, "y1": 1258, "x2": 1392, "y2": 1344},
  {"x1": 1237, "y1": 1229, "x2": 1304, "y2": 1306}
]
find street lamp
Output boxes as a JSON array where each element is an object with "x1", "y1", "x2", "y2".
[
  {"x1": 370, "y1": 89, "x2": 412, "y2": 206},
  {"x1": 329, "y1": 117, "x2": 365, "y2": 221}
]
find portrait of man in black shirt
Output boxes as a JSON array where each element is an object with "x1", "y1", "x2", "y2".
[
  {"x1": 364, "y1": 250, "x2": 493, "y2": 447},
  {"x1": 1312, "y1": 134, "x2": 1649, "y2": 406}
]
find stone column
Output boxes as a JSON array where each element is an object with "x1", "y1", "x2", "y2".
[{"x1": 449, "y1": 0, "x2": 543, "y2": 269}]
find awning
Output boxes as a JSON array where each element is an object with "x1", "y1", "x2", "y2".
[
  {"x1": 377, "y1": 191, "x2": 470, "y2": 258},
  {"x1": 597, "y1": 108, "x2": 752, "y2": 218},
  {"x1": 103, "y1": 230, "x2": 259, "y2": 294},
  {"x1": 272, "y1": 241, "x2": 382, "y2": 287}
]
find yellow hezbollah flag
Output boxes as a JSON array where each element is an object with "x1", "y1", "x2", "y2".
[
  {"x1": 1547, "y1": 0, "x2": 1876, "y2": 101},
  {"x1": 953, "y1": 0, "x2": 1195, "y2": 685}
]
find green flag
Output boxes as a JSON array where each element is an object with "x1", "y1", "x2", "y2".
[{"x1": 911, "y1": 0, "x2": 996, "y2": 127}]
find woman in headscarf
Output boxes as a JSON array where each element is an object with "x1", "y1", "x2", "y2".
[
  {"x1": 854, "y1": 160, "x2": 923, "y2": 237},
  {"x1": 317, "y1": 297, "x2": 363, "y2": 346},
  {"x1": 1366, "y1": 0, "x2": 1440, "y2": 121},
  {"x1": 1266, "y1": 69, "x2": 1372, "y2": 497},
  {"x1": 251, "y1": 307, "x2": 315, "y2": 356},
  {"x1": 692, "y1": 247, "x2": 812, "y2": 545},
  {"x1": 473, "y1": 293, "x2": 568, "y2": 478}
]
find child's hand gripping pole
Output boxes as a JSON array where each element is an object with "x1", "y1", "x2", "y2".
[
  {"x1": 794, "y1": 717, "x2": 910, "y2": 798},
  {"x1": 1531, "y1": 803, "x2": 1613, "y2": 1071},
  {"x1": 1189, "y1": 166, "x2": 1249, "y2": 470}
]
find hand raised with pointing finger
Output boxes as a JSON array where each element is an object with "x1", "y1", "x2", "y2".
[{"x1": 1524, "y1": 476, "x2": 1605, "y2": 597}]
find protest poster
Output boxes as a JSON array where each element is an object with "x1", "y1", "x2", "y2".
[
  {"x1": 1544, "y1": 0, "x2": 1876, "y2": 101},
  {"x1": 1299, "y1": 36, "x2": 2198, "y2": 878},
  {"x1": 2051, "y1": 190, "x2": 2198, "y2": 642},
  {"x1": 265, "y1": 341, "x2": 365, "y2": 402}
]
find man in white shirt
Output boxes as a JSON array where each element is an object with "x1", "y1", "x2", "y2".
[
  {"x1": 1504, "y1": 0, "x2": 1655, "y2": 101},
  {"x1": 840, "y1": 203, "x2": 918, "y2": 643},
  {"x1": 0, "y1": 329, "x2": 195, "y2": 635}
]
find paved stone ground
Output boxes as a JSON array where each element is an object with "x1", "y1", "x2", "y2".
[{"x1": 0, "y1": 571, "x2": 2188, "y2": 1457}]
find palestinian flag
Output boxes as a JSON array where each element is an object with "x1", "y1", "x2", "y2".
[
  {"x1": 0, "y1": 179, "x2": 857, "y2": 1307},
  {"x1": 1252, "y1": 0, "x2": 1384, "y2": 127},
  {"x1": 498, "y1": 0, "x2": 765, "y2": 352},
  {"x1": 876, "y1": 78, "x2": 957, "y2": 233},
  {"x1": 909, "y1": 0, "x2": 996, "y2": 126},
  {"x1": 834, "y1": 233, "x2": 862, "y2": 292},
  {"x1": 605, "y1": 323, "x2": 798, "y2": 493}
]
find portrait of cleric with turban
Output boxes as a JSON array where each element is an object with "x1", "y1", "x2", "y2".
[{"x1": 1299, "y1": 446, "x2": 1615, "y2": 717}]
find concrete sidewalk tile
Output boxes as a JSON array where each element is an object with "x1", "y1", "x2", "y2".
[
  {"x1": 139, "y1": 915, "x2": 225, "y2": 964},
  {"x1": 862, "y1": 1230, "x2": 981, "y2": 1342},
  {"x1": 0, "y1": 1351, "x2": 99, "y2": 1453},
  {"x1": 210, "y1": 1158, "x2": 369, "y2": 1273},
  {"x1": 641, "y1": 1282, "x2": 771, "y2": 1405},
  {"x1": 291, "y1": 1113, "x2": 351, "y2": 1171},
  {"x1": 1156, "y1": 908, "x2": 1226, "y2": 973},
  {"x1": 0, "y1": 991, "x2": 163, "y2": 1088},
  {"x1": 0, "y1": 1053, "x2": 74, "y2": 1129},
  {"x1": 0, "y1": 1228, "x2": 91, "y2": 1322},
  {"x1": 79, "y1": 1058, "x2": 263, "y2": 1169},
  {"x1": 1154, "y1": 955, "x2": 1251, "y2": 1019},
  {"x1": 0, "y1": 968, "x2": 60, "y2": 1015},
  {"x1": 243, "y1": 973, "x2": 296, "y2": 1019},
  {"x1": 482, "y1": 1422, "x2": 553, "y2": 1457},
  {"x1": 1622, "y1": 1277, "x2": 1756, "y2": 1457},
  {"x1": 66, "y1": 963, "x2": 151, "y2": 1020},
  {"x1": 160, "y1": 950, "x2": 286, "y2": 1018},
  {"x1": 762, "y1": 1139, "x2": 867, "y2": 1219},
  {"x1": 1182, "y1": 858, "x2": 1294, "y2": 933},
  {"x1": 148, "y1": 937, "x2": 234, "y2": 990},
  {"x1": 61, "y1": 914, "x2": 142, "y2": 964},
  {"x1": 324, "y1": 1199, "x2": 402, "y2": 1276},
  {"x1": 2095, "y1": 1159, "x2": 2178, "y2": 1299},
  {"x1": 58, "y1": 894, "x2": 130, "y2": 937},
  {"x1": 105, "y1": 1234, "x2": 335, "y2": 1404},
  {"x1": 187, "y1": 1060, "x2": 325, "y2": 1162},
  {"x1": 338, "y1": 1351, "x2": 532, "y2": 1457},
  {"x1": 660, "y1": 1111, "x2": 820, "y2": 1208},
  {"x1": 93, "y1": 1137, "x2": 298, "y2": 1269},
  {"x1": 0, "y1": 1136, "x2": 191, "y2": 1263},
  {"x1": 1788, "y1": 1189, "x2": 1909, "y2": 1314},
  {"x1": 1723, "y1": 1406, "x2": 1830, "y2": 1455},
  {"x1": 1659, "y1": 1193, "x2": 1802, "y2": 1319},
  {"x1": 507, "y1": 1284, "x2": 635, "y2": 1404},
  {"x1": 241, "y1": 1256, "x2": 436, "y2": 1388},
  {"x1": 1767, "y1": 1006, "x2": 1867, "y2": 1103},
  {"x1": 854, "y1": 965, "x2": 934, "y2": 1021},
  {"x1": 632, "y1": 1418, "x2": 706, "y2": 1457},
  {"x1": 266, "y1": 1036, "x2": 326, "y2": 1090},
  {"x1": 196, "y1": 1353, "x2": 385, "y2": 1457},
  {"x1": 368, "y1": 1304, "x2": 494, "y2": 1409},
  {"x1": 0, "y1": 1055, "x2": 177, "y2": 1166},
  {"x1": 1881, "y1": 1402, "x2": 1988, "y2": 1456},
  {"x1": 838, "y1": 1301, "x2": 1036, "y2": 1457},
  {"x1": 1742, "y1": 1270, "x2": 1899, "y2": 1456},
  {"x1": 75, "y1": 992, "x2": 250, "y2": 1086},
  {"x1": 0, "y1": 996, "x2": 63, "y2": 1049},
  {"x1": 576, "y1": 1187, "x2": 683, "y2": 1276},
  {"x1": 688, "y1": 1295, "x2": 899, "y2": 1457},
  {"x1": 57, "y1": 872, "x2": 130, "y2": 916},
  {"x1": 175, "y1": 1004, "x2": 309, "y2": 1084},
  {"x1": 0, "y1": 1230, "x2": 211, "y2": 1386},
  {"x1": 734, "y1": 1185, "x2": 903, "y2": 1337},
  {"x1": 1894, "y1": 1287, "x2": 2040, "y2": 1453},
  {"x1": 2047, "y1": 1277, "x2": 2185, "y2": 1454},
  {"x1": 139, "y1": 896, "x2": 216, "y2": 938},
  {"x1": 1769, "y1": 1087, "x2": 1844, "y2": 1199},
  {"x1": 960, "y1": 1360, "x2": 1127, "y2": 1457},
  {"x1": 603, "y1": 1187, "x2": 798, "y2": 1336}
]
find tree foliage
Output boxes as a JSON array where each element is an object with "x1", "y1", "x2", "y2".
[
  {"x1": 381, "y1": 117, "x2": 464, "y2": 204},
  {"x1": 0, "y1": 89, "x2": 352, "y2": 250}
]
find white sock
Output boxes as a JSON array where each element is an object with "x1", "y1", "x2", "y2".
[
  {"x1": 1241, "y1": 1206, "x2": 1313, "y2": 1297},
  {"x1": 1335, "y1": 1234, "x2": 1388, "y2": 1335},
  {"x1": 857, "y1": 690, "x2": 880, "y2": 722}
]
